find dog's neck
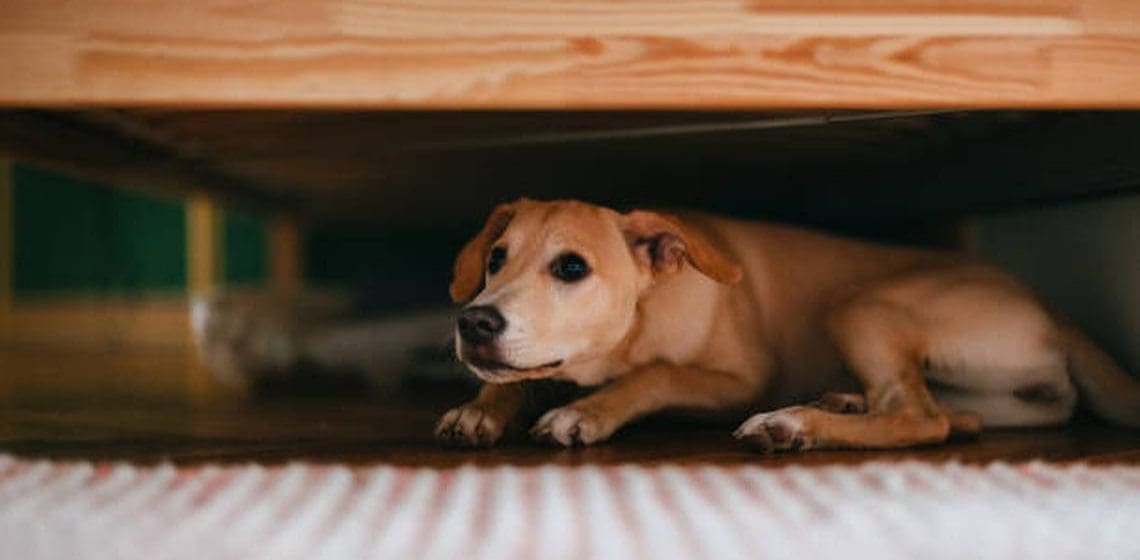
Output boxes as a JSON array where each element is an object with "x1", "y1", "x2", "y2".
[
  {"x1": 554, "y1": 265, "x2": 729, "y2": 386},
  {"x1": 553, "y1": 355, "x2": 632, "y2": 386}
]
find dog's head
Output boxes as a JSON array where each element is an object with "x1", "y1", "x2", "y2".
[{"x1": 450, "y1": 199, "x2": 742, "y2": 383}]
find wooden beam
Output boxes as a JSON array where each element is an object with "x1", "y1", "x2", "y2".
[
  {"x1": 269, "y1": 215, "x2": 303, "y2": 295},
  {"x1": 0, "y1": 111, "x2": 293, "y2": 212},
  {"x1": 2, "y1": 1, "x2": 1140, "y2": 109},
  {"x1": 187, "y1": 194, "x2": 223, "y2": 295},
  {"x1": 185, "y1": 193, "x2": 236, "y2": 401}
]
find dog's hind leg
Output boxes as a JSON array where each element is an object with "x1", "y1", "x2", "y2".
[
  {"x1": 920, "y1": 313, "x2": 1078, "y2": 430},
  {"x1": 810, "y1": 392, "x2": 982, "y2": 436},
  {"x1": 736, "y1": 296, "x2": 957, "y2": 452},
  {"x1": 736, "y1": 266, "x2": 1081, "y2": 452},
  {"x1": 931, "y1": 384, "x2": 1075, "y2": 428}
]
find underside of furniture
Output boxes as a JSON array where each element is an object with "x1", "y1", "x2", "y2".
[{"x1": 4, "y1": 1, "x2": 1140, "y2": 228}]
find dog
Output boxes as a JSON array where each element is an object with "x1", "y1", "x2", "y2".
[{"x1": 434, "y1": 198, "x2": 1140, "y2": 451}]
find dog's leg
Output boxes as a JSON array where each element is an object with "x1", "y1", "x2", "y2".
[
  {"x1": 736, "y1": 298, "x2": 965, "y2": 452},
  {"x1": 530, "y1": 363, "x2": 760, "y2": 446},
  {"x1": 808, "y1": 392, "x2": 980, "y2": 436},
  {"x1": 811, "y1": 393, "x2": 868, "y2": 414},
  {"x1": 435, "y1": 383, "x2": 527, "y2": 447},
  {"x1": 932, "y1": 389, "x2": 1072, "y2": 429}
]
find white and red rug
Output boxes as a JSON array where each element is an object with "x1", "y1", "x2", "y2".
[{"x1": 2, "y1": 455, "x2": 1138, "y2": 560}]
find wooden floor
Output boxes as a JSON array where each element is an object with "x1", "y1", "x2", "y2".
[{"x1": 3, "y1": 387, "x2": 1140, "y2": 467}]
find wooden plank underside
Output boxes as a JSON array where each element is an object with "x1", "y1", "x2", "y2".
[
  {"x1": 0, "y1": 112, "x2": 292, "y2": 211},
  {"x1": 2, "y1": 1, "x2": 1140, "y2": 108}
]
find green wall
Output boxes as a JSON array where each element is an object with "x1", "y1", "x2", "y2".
[
  {"x1": 223, "y1": 210, "x2": 267, "y2": 286},
  {"x1": 304, "y1": 223, "x2": 472, "y2": 312},
  {"x1": 10, "y1": 163, "x2": 268, "y2": 297}
]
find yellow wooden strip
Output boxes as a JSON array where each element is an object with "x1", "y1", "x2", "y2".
[
  {"x1": 185, "y1": 193, "x2": 237, "y2": 401},
  {"x1": 269, "y1": 214, "x2": 303, "y2": 295},
  {"x1": 187, "y1": 194, "x2": 222, "y2": 295}
]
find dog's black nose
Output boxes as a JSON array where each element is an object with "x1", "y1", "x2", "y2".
[{"x1": 457, "y1": 305, "x2": 506, "y2": 345}]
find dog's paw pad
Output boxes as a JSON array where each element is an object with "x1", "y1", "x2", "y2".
[
  {"x1": 434, "y1": 405, "x2": 504, "y2": 447},
  {"x1": 813, "y1": 392, "x2": 867, "y2": 414},
  {"x1": 530, "y1": 406, "x2": 610, "y2": 447},
  {"x1": 733, "y1": 408, "x2": 811, "y2": 454}
]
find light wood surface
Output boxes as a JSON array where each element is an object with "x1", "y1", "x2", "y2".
[
  {"x1": 0, "y1": 298, "x2": 193, "y2": 403},
  {"x1": 1, "y1": 298, "x2": 189, "y2": 350},
  {"x1": 2, "y1": 1, "x2": 1140, "y2": 108}
]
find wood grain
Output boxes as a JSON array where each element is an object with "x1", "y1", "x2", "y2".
[{"x1": 2, "y1": 1, "x2": 1140, "y2": 108}]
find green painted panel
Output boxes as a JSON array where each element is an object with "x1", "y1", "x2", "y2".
[
  {"x1": 223, "y1": 211, "x2": 267, "y2": 285},
  {"x1": 110, "y1": 187, "x2": 186, "y2": 292},
  {"x1": 12, "y1": 164, "x2": 186, "y2": 295}
]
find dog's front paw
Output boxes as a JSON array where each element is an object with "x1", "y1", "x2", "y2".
[
  {"x1": 434, "y1": 405, "x2": 506, "y2": 447},
  {"x1": 530, "y1": 406, "x2": 614, "y2": 447},
  {"x1": 733, "y1": 407, "x2": 814, "y2": 454}
]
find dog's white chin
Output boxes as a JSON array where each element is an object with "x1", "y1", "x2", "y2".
[{"x1": 464, "y1": 362, "x2": 561, "y2": 384}]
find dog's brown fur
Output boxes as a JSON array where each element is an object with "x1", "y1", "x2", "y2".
[{"x1": 435, "y1": 199, "x2": 1140, "y2": 451}]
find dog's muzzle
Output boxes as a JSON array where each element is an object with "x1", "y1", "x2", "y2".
[{"x1": 457, "y1": 305, "x2": 506, "y2": 346}]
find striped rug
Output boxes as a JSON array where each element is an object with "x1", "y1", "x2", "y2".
[{"x1": 2, "y1": 455, "x2": 1139, "y2": 560}]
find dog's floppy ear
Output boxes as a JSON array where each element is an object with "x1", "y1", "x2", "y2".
[
  {"x1": 621, "y1": 210, "x2": 742, "y2": 284},
  {"x1": 450, "y1": 202, "x2": 517, "y2": 302}
]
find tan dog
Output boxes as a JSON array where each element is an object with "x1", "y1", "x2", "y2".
[{"x1": 434, "y1": 199, "x2": 1140, "y2": 451}]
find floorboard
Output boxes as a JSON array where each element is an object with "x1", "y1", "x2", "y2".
[{"x1": 3, "y1": 390, "x2": 1139, "y2": 467}]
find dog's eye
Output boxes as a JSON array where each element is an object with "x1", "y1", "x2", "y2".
[
  {"x1": 550, "y1": 252, "x2": 590, "y2": 283},
  {"x1": 487, "y1": 246, "x2": 507, "y2": 275}
]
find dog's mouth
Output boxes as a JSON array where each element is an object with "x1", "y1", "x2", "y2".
[{"x1": 465, "y1": 354, "x2": 563, "y2": 373}]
